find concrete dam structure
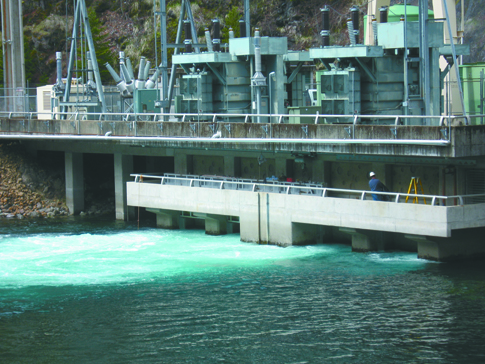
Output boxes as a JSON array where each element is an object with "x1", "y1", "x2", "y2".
[{"x1": 2, "y1": 0, "x2": 485, "y2": 261}]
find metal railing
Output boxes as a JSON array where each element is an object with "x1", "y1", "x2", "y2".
[{"x1": 130, "y1": 173, "x2": 485, "y2": 206}]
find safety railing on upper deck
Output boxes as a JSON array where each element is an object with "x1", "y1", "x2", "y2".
[
  {"x1": 130, "y1": 173, "x2": 485, "y2": 206},
  {"x1": 1, "y1": 110, "x2": 481, "y2": 146}
]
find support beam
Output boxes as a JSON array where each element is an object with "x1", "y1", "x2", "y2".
[
  {"x1": 292, "y1": 222, "x2": 319, "y2": 245},
  {"x1": 147, "y1": 208, "x2": 180, "y2": 229},
  {"x1": 205, "y1": 214, "x2": 227, "y2": 235},
  {"x1": 114, "y1": 153, "x2": 134, "y2": 220},
  {"x1": 340, "y1": 227, "x2": 389, "y2": 252},
  {"x1": 65, "y1": 152, "x2": 84, "y2": 214},
  {"x1": 1, "y1": 0, "x2": 26, "y2": 112}
]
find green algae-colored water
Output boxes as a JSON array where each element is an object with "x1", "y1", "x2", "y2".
[{"x1": 1, "y1": 217, "x2": 485, "y2": 363}]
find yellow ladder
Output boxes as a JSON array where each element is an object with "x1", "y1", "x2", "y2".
[{"x1": 405, "y1": 177, "x2": 427, "y2": 204}]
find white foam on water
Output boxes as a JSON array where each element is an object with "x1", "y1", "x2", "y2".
[{"x1": 0, "y1": 229, "x2": 337, "y2": 287}]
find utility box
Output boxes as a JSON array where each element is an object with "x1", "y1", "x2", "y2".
[
  {"x1": 318, "y1": 69, "x2": 361, "y2": 123},
  {"x1": 175, "y1": 73, "x2": 213, "y2": 119},
  {"x1": 459, "y1": 63, "x2": 485, "y2": 124},
  {"x1": 134, "y1": 89, "x2": 161, "y2": 113},
  {"x1": 36, "y1": 85, "x2": 54, "y2": 120}
]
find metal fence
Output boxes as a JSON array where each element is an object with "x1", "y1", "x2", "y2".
[
  {"x1": 0, "y1": 87, "x2": 37, "y2": 113},
  {"x1": 130, "y1": 173, "x2": 485, "y2": 206}
]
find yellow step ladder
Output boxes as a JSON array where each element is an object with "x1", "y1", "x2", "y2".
[{"x1": 405, "y1": 177, "x2": 427, "y2": 204}]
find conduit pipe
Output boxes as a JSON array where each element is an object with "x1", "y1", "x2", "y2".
[
  {"x1": 145, "y1": 63, "x2": 162, "y2": 89},
  {"x1": 0, "y1": 134, "x2": 450, "y2": 146}
]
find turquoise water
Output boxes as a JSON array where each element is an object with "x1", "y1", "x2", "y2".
[{"x1": 1, "y1": 218, "x2": 485, "y2": 363}]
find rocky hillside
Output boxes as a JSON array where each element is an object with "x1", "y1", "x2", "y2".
[
  {"x1": 0, "y1": 142, "x2": 114, "y2": 219},
  {"x1": 19, "y1": 0, "x2": 484, "y2": 86},
  {"x1": 0, "y1": 143, "x2": 68, "y2": 219}
]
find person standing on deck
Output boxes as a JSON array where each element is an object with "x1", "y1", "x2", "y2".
[{"x1": 368, "y1": 171, "x2": 389, "y2": 201}]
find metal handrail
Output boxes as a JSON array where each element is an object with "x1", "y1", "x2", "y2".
[
  {"x1": 0, "y1": 110, "x2": 472, "y2": 125},
  {"x1": 129, "y1": 173, "x2": 485, "y2": 206}
]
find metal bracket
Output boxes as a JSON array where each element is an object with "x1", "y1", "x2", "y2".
[
  {"x1": 20, "y1": 120, "x2": 25, "y2": 129},
  {"x1": 158, "y1": 123, "x2": 163, "y2": 132},
  {"x1": 209, "y1": 123, "x2": 216, "y2": 133},
  {"x1": 390, "y1": 127, "x2": 397, "y2": 138},
  {"x1": 301, "y1": 125, "x2": 308, "y2": 137},
  {"x1": 190, "y1": 123, "x2": 197, "y2": 133},
  {"x1": 127, "y1": 122, "x2": 133, "y2": 131},
  {"x1": 224, "y1": 124, "x2": 231, "y2": 134},
  {"x1": 44, "y1": 120, "x2": 50, "y2": 130},
  {"x1": 70, "y1": 121, "x2": 76, "y2": 129},
  {"x1": 344, "y1": 126, "x2": 352, "y2": 139},
  {"x1": 440, "y1": 128, "x2": 449, "y2": 140},
  {"x1": 261, "y1": 125, "x2": 269, "y2": 137},
  {"x1": 110, "y1": 122, "x2": 116, "y2": 130},
  {"x1": 97, "y1": 122, "x2": 103, "y2": 133}
]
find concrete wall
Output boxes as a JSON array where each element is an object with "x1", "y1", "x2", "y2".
[
  {"x1": 5, "y1": 119, "x2": 484, "y2": 158},
  {"x1": 127, "y1": 181, "x2": 485, "y2": 260},
  {"x1": 127, "y1": 182, "x2": 485, "y2": 240}
]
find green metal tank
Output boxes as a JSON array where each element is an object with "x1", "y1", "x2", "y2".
[
  {"x1": 459, "y1": 63, "x2": 485, "y2": 123},
  {"x1": 364, "y1": 5, "x2": 434, "y2": 41}
]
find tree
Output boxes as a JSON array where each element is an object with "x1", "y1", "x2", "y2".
[{"x1": 87, "y1": 7, "x2": 115, "y2": 84}]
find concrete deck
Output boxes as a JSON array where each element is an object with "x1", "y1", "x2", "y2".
[{"x1": 126, "y1": 180, "x2": 485, "y2": 261}]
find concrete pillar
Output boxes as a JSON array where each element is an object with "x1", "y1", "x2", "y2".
[
  {"x1": 174, "y1": 152, "x2": 192, "y2": 175},
  {"x1": 65, "y1": 152, "x2": 84, "y2": 214},
  {"x1": 114, "y1": 153, "x2": 135, "y2": 220},
  {"x1": 292, "y1": 222, "x2": 319, "y2": 245},
  {"x1": 340, "y1": 227, "x2": 388, "y2": 252},
  {"x1": 145, "y1": 156, "x2": 159, "y2": 174},
  {"x1": 147, "y1": 208, "x2": 180, "y2": 229},
  {"x1": 224, "y1": 155, "x2": 235, "y2": 177},
  {"x1": 179, "y1": 216, "x2": 195, "y2": 230},
  {"x1": 409, "y1": 228, "x2": 485, "y2": 262},
  {"x1": 275, "y1": 157, "x2": 287, "y2": 179},
  {"x1": 205, "y1": 214, "x2": 227, "y2": 235},
  {"x1": 313, "y1": 159, "x2": 332, "y2": 186}
]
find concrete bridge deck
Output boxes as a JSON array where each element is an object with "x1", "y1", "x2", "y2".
[{"x1": 127, "y1": 174, "x2": 485, "y2": 262}]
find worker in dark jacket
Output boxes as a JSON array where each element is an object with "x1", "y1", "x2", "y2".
[{"x1": 368, "y1": 171, "x2": 390, "y2": 201}]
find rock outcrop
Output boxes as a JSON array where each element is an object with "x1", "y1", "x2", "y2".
[{"x1": 0, "y1": 143, "x2": 68, "y2": 219}]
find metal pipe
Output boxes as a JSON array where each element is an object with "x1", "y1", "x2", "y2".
[
  {"x1": 320, "y1": 6, "x2": 330, "y2": 47},
  {"x1": 87, "y1": 53, "x2": 94, "y2": 83},
  {"x1": 269, "y1": 71, "x2": 275, "y2": 121},
  {"x1": 239, "y1": 19, "x2": 246, "y2": 37},
  {"x1": 205, "y1": 27, "x2": 213, "y2": 52},
  {"x1": 0, "y1": 133, "x2": 450, "y2": 146},
  {"x1": 145, "y1": 63, "x2": 162, "y2": 89},
  {"x1": 403, "y1": 0, "x2": 409, "y2": 123},
  {"x1": 251, "y1": 29, "x2": 266, "y2": 123},
  {"x1": 244, "y1": 0, "x2": 250, "y2": 38},
  {"x1": 212, "y1": 18, "x2": 220, "y2": 52},
  {"x1": 137, "y1": 56, "x2": 146, "y2": 80},
  {"x1": 347, "y1": 19, "x2": 356, "y2": 46},
  {"x1": 135, "y1": 56, "x2": 147, "y2": 89},
  {"x1": 105, "y1": 62, "x2": 122, "y2": 84},
  {"x1": 372, "y1": 16, "x2": 377, "y2": 45},
  {"x1": 442, "y1": 0, "x2": 467, "y2": 124},
  {"x1": 125, "y1": 57, "x2": 135, "y2": 81},
  {"x1": 350, "y1": 5, "x2": 359, "y2": 44},
  {"x1": 56, "y1": 51, "x2": 63, "y2": 85},
  {"x1": 379, "y1": 6, "x2": 388, "y2": 23},
  {"x1": 184, "y1": 20, "x2": 193, "y2": 53},
  {"x1": 143, "y1": 61, "x2": 151, "y2": 81},
  {"x1": 120, "y1": 63, "x2": 134, "y2": 93}
]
